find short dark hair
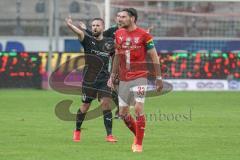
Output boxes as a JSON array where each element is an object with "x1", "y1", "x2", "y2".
[
  {"x1": 92, "y1": 18, "x2": 105, "y2": 25},
  {"x1": 122, "y1": 8, "x2": 138, "y2": 22}
]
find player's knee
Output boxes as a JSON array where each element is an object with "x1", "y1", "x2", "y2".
[
  {"x1": 119, "y1": 113, "x2": 128, "y2": 120},
  {"x1": 100, "y1": 99, "x2": 110, "y2": 110},
  {"x1": 119, "y1": 108, "x2": 129, "y2": 117},
  {"x1": 80, "y1": 103, "x2": 90, "y2": 113},
  {"x1": 118, "y1": 112, "x2": 125, "y2": 117},
  {"x1": 135, "y1": 102, "x2": 144, "y2": 116}
]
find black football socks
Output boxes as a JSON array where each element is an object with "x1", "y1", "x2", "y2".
[
  {"x1": 76, "y1": 109, "x2": 86, "y2": 131},
  {"x1": 103, "y1": 110, "x2": 113, "y2": 135}
]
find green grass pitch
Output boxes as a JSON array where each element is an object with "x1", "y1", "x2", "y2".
[{"x1": 0, "y1": 89, "x2": 240, "y2": 160}]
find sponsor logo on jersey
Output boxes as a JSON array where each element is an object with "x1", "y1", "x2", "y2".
[
  {"x1": 118, "y1": 36, "x2": 123, "y2": 42},
  {"x1": 134, "y1": 37, "x2": 139, "y2": 43},
  {"x1": 91, "y1": 49, "x2": 109, "y2": 57}
]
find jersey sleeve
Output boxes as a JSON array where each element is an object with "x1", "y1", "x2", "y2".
[
  {"x1": 105, "y1": 37, "x2": 115, "y2": 56},
  {"x1": 103, "y1": 28, "x2": 113, "y2": 38},
  {"x1": 85, "y1": 28, "x2": 92, "y2": 36},
  {"x1": 144, "y1": 32, "x2": 155, "y2": 51},
  {"x1": 81, "y1": 33, "x2": 91, "y2": 47},
  {"x1": 103, "y1": 26, "x2": 117, "y2": 38}
]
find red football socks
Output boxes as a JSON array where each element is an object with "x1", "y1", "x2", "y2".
[
  {"x1": 123, "y1": 114, "x2": 136, "y2": 136},
  {"x1": 136, "y1": 115, "x2": 146, "y2": 145}
]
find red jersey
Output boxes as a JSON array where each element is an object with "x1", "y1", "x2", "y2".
[{"x1": 115, "y1": 27, "x2": 155, "y2": 81}]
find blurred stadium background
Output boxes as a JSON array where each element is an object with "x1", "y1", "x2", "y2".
[
  {"x1": 0, "y1": 0, "x2": 239, "y2": 90},
  {"x1": 1, "y1": 1, "x2": 240, "y2": 160}
]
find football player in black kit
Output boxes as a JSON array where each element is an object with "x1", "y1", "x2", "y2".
[
  {"x1": 65, "y1": 16, "x2": 117, "y2": 142},
  {"x1": 78, "y1": 12, "x2": 122, "y2": 119}
]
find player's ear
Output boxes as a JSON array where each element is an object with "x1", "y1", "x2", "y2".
[
  {"x1": 131, "y1": 16, "x2": 135, "y2": 23},
  {"x1": 102, "y1": 21, "x2": 105, "y2": 29}
]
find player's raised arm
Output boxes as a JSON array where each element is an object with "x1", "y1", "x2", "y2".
[
  {"x1": 78, "y1": 21, "x2": 93, "y2": 36},
  {"x1": 65, "y1": 16, "x2": 85, "y2": 41},
  {"x1": 78, "y1": 21, "x2": 87, "y2": 30},
  {"x1": 148, "y1": 47, "x2": 163, "y2": 92}
]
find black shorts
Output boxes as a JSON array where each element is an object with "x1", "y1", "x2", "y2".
[{"x1": 81, "y1": 80, "x2": 112, "y2": 103}]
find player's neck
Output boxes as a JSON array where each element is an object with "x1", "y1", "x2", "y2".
[
  {"x1": 94, "y1": 34, "x2": 103, "y2": 40},
  {"x1": 126, "y1": 24, "x2": 137, "y2": 32}
]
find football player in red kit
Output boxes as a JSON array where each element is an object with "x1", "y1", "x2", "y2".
[{"x1": 108, "y1": 8, "x2": 163, "y2": 152}]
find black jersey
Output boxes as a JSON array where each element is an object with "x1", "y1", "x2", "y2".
[
  {"x1": 81, "y1": 34, "x2": 115, "y2": 83},
  {"x1": 103, "y1": 25, "x2": 118, "y2": 39}
]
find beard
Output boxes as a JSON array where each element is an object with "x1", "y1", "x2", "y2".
[
  {"x1": 117, "y1": 22, "x2": 122, "y2": 28},
  {"x1": 119, "y1": 21, "x2": 130, "y2": 28},
  {"x1": 121, "y1": 24, "x2": 129, "y2": 29},
  {"x1": 92, "y1": 31, "x2": 101, "y2": 37}
]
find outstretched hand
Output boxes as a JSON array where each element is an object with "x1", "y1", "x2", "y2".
[
  {"x1": 78, "y1": 21, "x2": 87, "y2": 30},
  {"x1": 65, "y1": 16, "x2": 73, "y2": 26}
]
